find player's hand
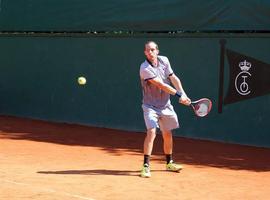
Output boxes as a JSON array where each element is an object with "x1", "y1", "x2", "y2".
[{"x1": 179, "y1": 95, "x2": 191, "y2": 106}]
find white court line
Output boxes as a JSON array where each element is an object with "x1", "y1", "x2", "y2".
[{"x1": 2, "y1": 179, "x2": 95, "y2": 200}]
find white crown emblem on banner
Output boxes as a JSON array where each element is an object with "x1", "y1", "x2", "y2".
[{"x1": 239, "y1": 60, "x2": 251, "y2": 71}]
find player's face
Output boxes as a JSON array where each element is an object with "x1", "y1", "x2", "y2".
[{"x1": 144, "y1": 42, "x2": 159, "y2": 62}]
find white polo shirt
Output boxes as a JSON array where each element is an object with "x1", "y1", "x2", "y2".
[{"x1": 140, "y1": 55, "x2": 174, "y2": 109}]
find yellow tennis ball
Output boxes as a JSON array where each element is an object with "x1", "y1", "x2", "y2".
[{"x1": 78, "y1": 77, "x2": 86, "y2": 85}]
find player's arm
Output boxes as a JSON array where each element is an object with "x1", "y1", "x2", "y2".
[
  {"x1": 168, "y1": 74, "x2": 191, "y2": 105},
  {"x1": 169, "y1": 74, "x2": 186, "y2": 95},
  {"x1": 148, "y1": 77, "x2": 179, "y2": 96}
]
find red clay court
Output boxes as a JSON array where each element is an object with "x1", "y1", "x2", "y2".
[{"x1": 0, "y1": 115, "x2": 270, "y2": 200}]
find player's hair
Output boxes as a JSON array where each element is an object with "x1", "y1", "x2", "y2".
[{"x1": 144, "y1": 41, "x2": 159, "y2": 50}]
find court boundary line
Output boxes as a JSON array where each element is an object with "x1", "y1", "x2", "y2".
[{"x1": 2, "y1": 179, "x2": 95, "y2": 200}]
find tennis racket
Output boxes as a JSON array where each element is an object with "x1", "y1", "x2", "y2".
[{"x1": 189, "y1": 98, "x2": 212, "y2": 117}]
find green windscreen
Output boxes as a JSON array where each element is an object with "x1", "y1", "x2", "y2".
[{"x1": 1, "y1": 33, "x2": 270, "y2": 147}]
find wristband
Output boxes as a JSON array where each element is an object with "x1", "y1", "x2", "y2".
[{"x1": 175, "y1": 91, "x2": 182, "y2": 98}]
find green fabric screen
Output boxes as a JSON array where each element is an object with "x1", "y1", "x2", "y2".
[
  {"x1": 1, "y1": 1, "x2": 270, "y2": 31},
  {"x1": 0, "y1": 33, "x2": 270, "y2": 148}
]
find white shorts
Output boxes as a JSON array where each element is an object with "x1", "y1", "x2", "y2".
[{"x1": 142, "y1": 104, "x2": 179, "y2": 131}]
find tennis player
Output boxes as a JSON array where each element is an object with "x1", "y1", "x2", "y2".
[{"x1": 139, "y1": 41, "x2": 191, "y2": 178}]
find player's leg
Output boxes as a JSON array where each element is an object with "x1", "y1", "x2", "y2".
[
  {"x1": 161, "y1": 129, "x2": 183, "y2": 172},
  {"x1": 161, "y1": 129, "x2": 174, "y2": 164},
  {"x1": 159, "y1": 106, "x2": 183, "y2": 172},
  {"x1": 141, "y1": 105, "x2": 159, "y2": 178},
  {"x1": 141, "y1": 128, "x2": 156, "y2": 178},
  {"x1": 144, "y1": 128, "x2": 157, "y2": 156},
  {"x1": 162, "y1": 129, "x2": 173, "y2": 155}
]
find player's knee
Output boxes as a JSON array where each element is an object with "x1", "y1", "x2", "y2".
[{"x1": 146, "y1": 128, "x2": 156, "y2": 141}]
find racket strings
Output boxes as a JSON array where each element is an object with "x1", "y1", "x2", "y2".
[
  {"x1": 194, "y1": 101, "x2": 211, "y2": 116},
  {"x1": 190, "y1": 98, "x2": 212, "y2": 117}
]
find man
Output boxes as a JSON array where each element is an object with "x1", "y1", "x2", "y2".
[{"x1": 139, "y1": 41, "x2": 191, "y2": 178}]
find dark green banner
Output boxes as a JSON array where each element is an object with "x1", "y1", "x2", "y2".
[
  {"x1": 1, "y1": 33, "x2": 270, "y2": 148},
  {"x1": 1, "y1": 0, "x2": 270, "y2": 31}
]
